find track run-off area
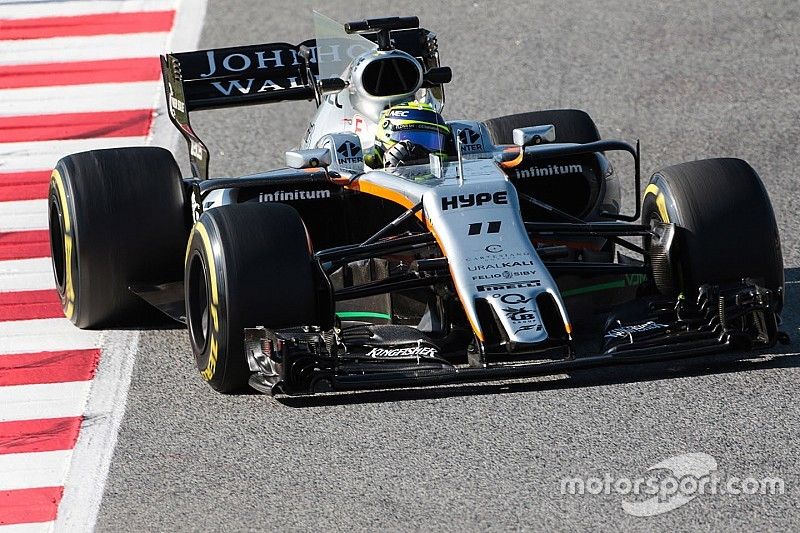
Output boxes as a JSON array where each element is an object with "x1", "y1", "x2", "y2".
[{"x1": 0, "y1": 1, "x2": 204, "y2": 530}]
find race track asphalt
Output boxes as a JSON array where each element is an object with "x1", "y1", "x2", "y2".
[{"x1": 95, "y1": 1, "x2": 800, "y2": 531}]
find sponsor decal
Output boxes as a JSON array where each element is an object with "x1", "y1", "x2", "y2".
[
  {"x1": 365, "y1": 346, "x2": 438, "y2": 358},
  {"x1": 476, "y1": 279, "x2": 542, "y2": 292},
  {"x1": 503, "y1": 306, "x2": 537, "y2": 322},
  {"x1": 515, "y1": 164, "x2": 584, "y2": 178},
  {"x1": 389, "y1": 109, "x2": 410, "y2": 117},
  {"x1": 605, "y1": 321, "x2": 668, "y2": 339},
  {"x1": 497, "y1": 293, "x2": 533, "y2": 304},
  {"x1": 197, "y1": 44, "x2": 379, "y2": 97},
  {"x1": 468, "y1": 221, "x2": 502, "y2": 235},
  {"x1": 626, "y1": 273, "x2": 648, "y2": 285},
  {"x1": 515, "y1": 323, "x2": 543, "y2": 334},
  {"x1": 501, "y1": 270, "x2": 536, "y2": 279},
  {"x1": 190, "y1": 140, "x2": 204, "y2": 160},
  {"x1": 467, "y1": 261, "x2": 536, "y2": 271},
  {"x1": 485, "y1": 244, "x2": 503, "y2": 253},
  {"x1": 472, "y1": 273, "x2": 502, "y2": 281},
  {"x1": 167, "y1": 84, "x2": 185, "y2": 114},
  {"x1": 258, "y1": 189, "x2": 331, "y2": 202},
  {"x1": 199, "y1": 44, "x2": 371, "y2": 78},
  {"x1": 209, "y1": 76, "x2": 309, "y2": 96},
  {"x1": 458, "y1": 127, "x2": 483, "y2": 152},
  {"x1": 467, "y1": 251, "x2": 532, "y2": 262},
  {"x1": 336, "y1": 141, "x2": 362, "y2": 164},
  {"x1": 441, "y1": 191, "x2": 507, "y2": 211},
  {"x1": 354, "y1": 114, "x2": 366, "y2": 134},
  {"x1": 501, "y1": 304, "x2": 543, "y2": 335}
]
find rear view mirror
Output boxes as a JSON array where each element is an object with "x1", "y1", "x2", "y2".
[
  {"x1": 422, "y1": 66, "x2": 452, "y2": 87},
  {"x1": 285, "y1": 148, "x2": 331, "y2": 169},
  {"x1": 513, "y1": 124, "x2": 556, "y2": 146},
  {"x1": 319, "y1": 78, "x2": 348, "y2": 95}
]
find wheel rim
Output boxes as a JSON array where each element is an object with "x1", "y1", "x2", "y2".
[
  {"x1": 187, "y1": 252, "x2": 211, "y2": 355},
  {"x1": 49, "y1": 196, "x2": 66, "y2": 292}
]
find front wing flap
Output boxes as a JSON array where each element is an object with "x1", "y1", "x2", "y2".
[{"x1": 244, "y1": 280, "x2": 786, "y2": 395}]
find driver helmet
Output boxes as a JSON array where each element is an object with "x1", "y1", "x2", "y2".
[{"x1": 373, "y1": 101, "x2": 452, "y2": 167}]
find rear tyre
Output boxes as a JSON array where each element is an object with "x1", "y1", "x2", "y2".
[
  {"x1": 484, "y1": 109, "x2": 611, "y2": 258},
  {"x1": 184, "y1": 203, "x2": 321, "y2": 393},
  {"x1": 483, "y1": 109, "x2": 600, "y2": 145},
  {"x1": 48, "y1": 147, "x2": 189, "y2": 328},
  {"x1": 643, "y1": 158, "x2": 783, "y2": 309}
]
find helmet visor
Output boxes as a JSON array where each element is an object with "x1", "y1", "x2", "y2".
[{"x1": 392, "y1": 129, "x2": 448, "y2": 154}]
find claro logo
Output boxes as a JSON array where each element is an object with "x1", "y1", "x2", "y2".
[{"x1": 441, "y1": 191, "x2": 508, "y2": 211}]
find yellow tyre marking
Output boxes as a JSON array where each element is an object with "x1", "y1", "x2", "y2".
[
  {"x1": 194, "y1": 221, "x2": 221, "y2": 381},
  {"x1": 51, "y1": 169, "x2": 76, "y2": 319},
  {"x1": 644, "y1": 183, "x2": 670, "y2": 223},
  {"x1": 645, "y1": 182, "x2": 685, "y2": 294}
]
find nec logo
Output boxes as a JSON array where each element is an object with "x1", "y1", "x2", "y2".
[
  {"x1": 441, "y1": 191, "x2": 508, "y2": 211},
  {"x1": 389, "y1": 110, "x2": 410, "y2": 117}
]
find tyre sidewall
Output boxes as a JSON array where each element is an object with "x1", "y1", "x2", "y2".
[
  {"x1": 49, "y1": 167, "x2": 82, "y2": 324},
  {"x1": 185, "y1": 203, "x2": 321, "y2": 393},
  {"x1": 185, "y1": 216, "x2": 235, "y2": 391}
]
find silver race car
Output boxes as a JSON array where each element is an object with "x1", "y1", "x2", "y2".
[{"x1": 48, "y1": 14, "x2": 786, "y2": 395}]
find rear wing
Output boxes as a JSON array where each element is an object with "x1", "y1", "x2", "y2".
[{"x1": 161, "y1": 27, "x2": 443, "y2": 179}]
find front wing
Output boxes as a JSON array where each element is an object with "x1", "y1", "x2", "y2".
[{"x1": 244, "y1": 280, "x2": 785, "y2": 395}]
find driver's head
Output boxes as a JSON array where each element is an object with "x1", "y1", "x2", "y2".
[{"x1": 374, "y1": 102, "x2": 452, "y2": 167}]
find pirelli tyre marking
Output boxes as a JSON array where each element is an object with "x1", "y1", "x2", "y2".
[
  {"x1": 193, "y1": 222, "x2": 221, "y2": 381},
  {"x1": 644, "y1": 183, "x2": 670, "y2": 223},
  {"x1": 51, "y1": 169, "x2": 76, "y2": 320}
]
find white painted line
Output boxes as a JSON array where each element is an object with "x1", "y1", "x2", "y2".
[
  {"x1": 0, "y1": 449, "x2": 73, "y2": 491},
  {"x1": 0, "y1": 257, "x2": 54, "y2": 293},
  {"x1": 0, "y1": 380, "x2": 91, "y2": 422},
  {"x1": 55, "y1": 330, "x2": 139, "y2": 529},
  {"x1": 0, "y1": 199, "x2": 47, "y2": 232},
  {"x1": 0, "y1": 318, "x2": 99, "y2": 355},
  {"x1": 0, "y1": 82, "x2": 162, "y2": 117},
  {"x1": 0, "y1": 522, "x2": 54, "y2": 533},
  {"x1": 0, "y1": 33, "x2": 170, "y2": 66},
  {"x1": 0, "y1": 136, "x2": 148, "y2": 173},
  {"x1": 0, "y1": 0, "x2": 178, "y2": 19}
]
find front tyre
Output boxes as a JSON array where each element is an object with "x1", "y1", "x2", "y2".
[
  {"x1": 643, "y1": 158, "x2": 784, "y2": 309},
  {"x1": 185, "y1": 203, "x2": 321, "y2": 393}
]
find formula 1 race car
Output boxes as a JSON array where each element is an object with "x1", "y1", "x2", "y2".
[{"x1": 48, "y1": 14, "x2": 786, "y2": 395}]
